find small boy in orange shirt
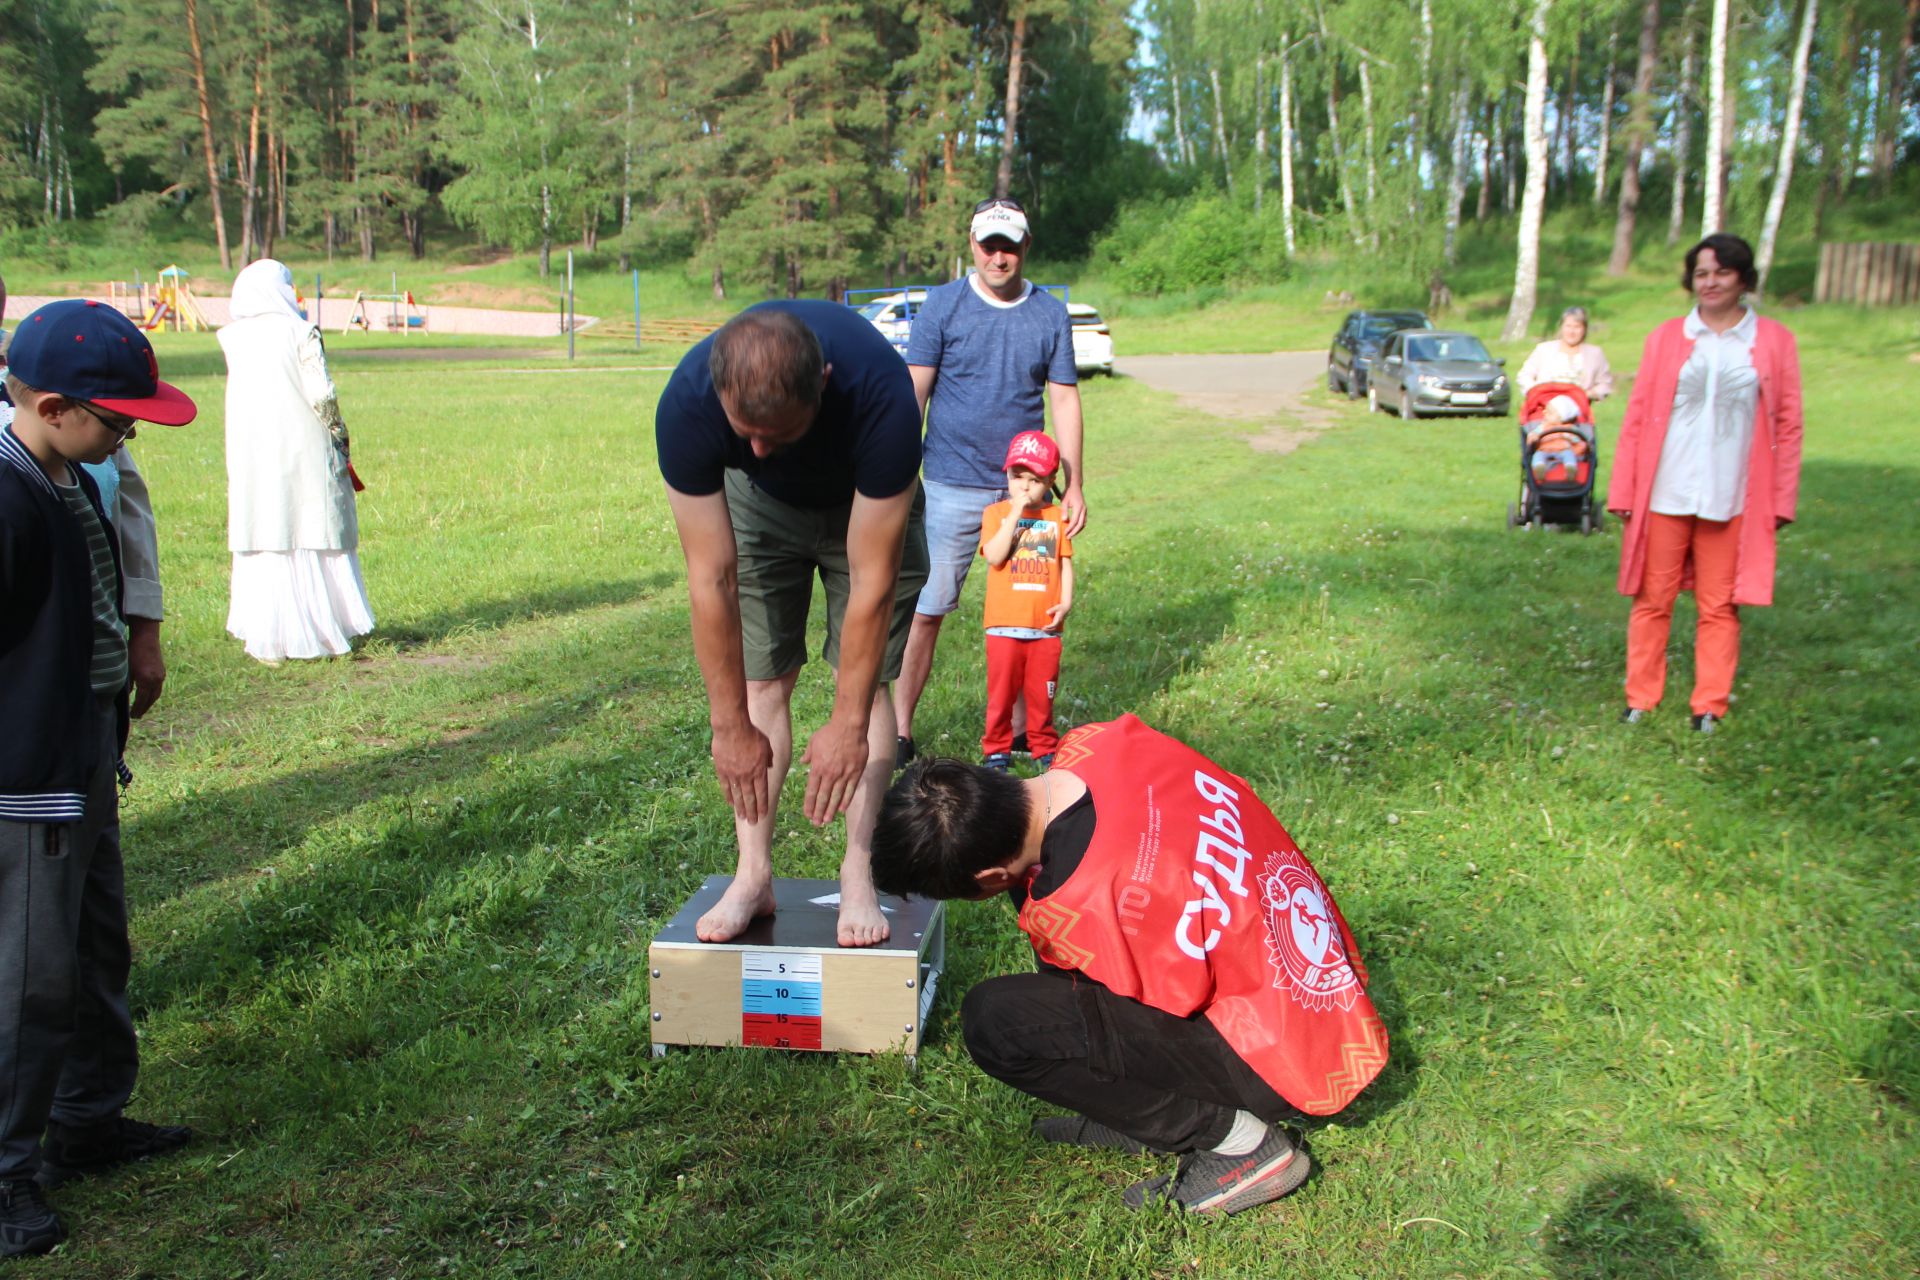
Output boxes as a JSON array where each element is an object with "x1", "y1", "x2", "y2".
[{"x1": 979, "y1": 430, "x2": 1073, "y2": 770}]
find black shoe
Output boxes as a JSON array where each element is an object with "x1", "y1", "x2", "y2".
[
  {"x1": 38, "y1": 1116, "x2": 192, "y2": 1186},
  {"x1": 1691, "y1": 713, "x2": 1719, "y2": 734},
  {"x1": 0, "y1": 1180, "x2": 65, "y2": 1257},
  {"x1": 1123, "y1": 1126, "x2": 1311, "y2": 1216},
  {"x1": 1620, "y1": 707, "x2": 1648, "y2": 724},
  {"x1": 894, "y1": 736, "x2": 917, "y2": 769},
  {"x1": 1031, "y1": 1115, "x2": 1157, "y2": 1154},
  {"x1": 982, "y1": 752, "x2": 1013, "y2": 771},
  {"x1": 1011, "y1": 732, "x2": 1030, "y2": 757}
]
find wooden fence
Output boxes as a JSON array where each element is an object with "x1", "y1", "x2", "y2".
[{"x1": 1813, "y1": 242, "x2": 1920, "y2": 305}]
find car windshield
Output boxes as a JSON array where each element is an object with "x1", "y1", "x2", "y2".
[
  {"x1": 1407, "y1": 335, "x2": 1492, "y2": 363},
  {"x1": 1072, "y1": 311, "x2": 1104, "y2": 327},
  {"x1": 857, "y1": 302, "x2": 896, "y2": 321},
  {"x1": 1360, "y1": 315, "x2": 1423, "y2": 340}
]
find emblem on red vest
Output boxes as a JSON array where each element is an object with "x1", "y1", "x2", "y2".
[{"x1": 1260, "y1": 849, "x2": 1364, "y2": 1012}]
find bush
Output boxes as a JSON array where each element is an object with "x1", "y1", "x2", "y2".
[{"x1": 1091, "y1": 194, "x2": 1287, "y2": 295}]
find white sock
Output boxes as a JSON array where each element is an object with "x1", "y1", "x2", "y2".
[{"x1": 1209, "y1": 1109, "x2": 1269, "y2": 1156}]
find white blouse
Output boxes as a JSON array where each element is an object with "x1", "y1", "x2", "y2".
[
  {"x1": 1649, "y1": 307, "x2": 1760, "y2": 523},
  {"x1": 1516, "y1": 340, "x2": 1615, "y2": 399}
]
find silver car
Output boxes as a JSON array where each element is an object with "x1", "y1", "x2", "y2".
[{"x1": 1366, "y1": 329, "x2": 1511, "y2": 419}]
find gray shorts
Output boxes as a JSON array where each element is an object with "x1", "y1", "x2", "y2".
[
  {"x1": 914, "y1": 477, "x2": 1008, "y2": 617},
  {"x1": 726, "y1": 470, "x2": 930, "y2": 683}
]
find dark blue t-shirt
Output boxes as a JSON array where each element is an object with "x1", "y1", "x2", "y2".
[
  {"x1": 906, "y1": 279, "x2": 1076, "y2": 488},
  {"x1": 655, "y1": 300, "x2": 922, "y2": 508}
]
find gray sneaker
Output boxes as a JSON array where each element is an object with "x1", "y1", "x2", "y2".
[
  {"x1": 1124, "y1": 1126, "x2": 1311, "y2": 1215},
  {"x1": 1691, "y1": 713, "x2": 1719, "y2": 734},
  {"x1": 0, "y1": 1180, "x2": 64, "y2": 1257}
]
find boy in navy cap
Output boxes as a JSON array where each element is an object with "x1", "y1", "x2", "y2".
[{"x1": 0, "y1": 300, "x2": 197, "y2": 1256}]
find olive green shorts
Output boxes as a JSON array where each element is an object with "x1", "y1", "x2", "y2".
[{"x1": 725, "y1": 470, "x2": 929, "y2": 683}]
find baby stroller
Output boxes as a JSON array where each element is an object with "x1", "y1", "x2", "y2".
[{"x1": 1507, "y1": 381, "x2": 1603, "y2": 535}]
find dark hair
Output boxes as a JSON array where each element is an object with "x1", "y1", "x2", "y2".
[
  {"x1": 1682, "y1": 234, "x2": 1759, "y2": 293},
  {"x1": 708, "y1": 309, "x2": 824, "y2": 425},
  {"x1": 870, "y1": 759, "x2": 1032, "y2": 900}
]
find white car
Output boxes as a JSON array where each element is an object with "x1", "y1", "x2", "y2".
[
  {"x1": 854, "y1": 291, "x2": 927, "y2": 355},
  {"x1": 1067, "y1": 302, "x2": 1114, "y2": 376}
]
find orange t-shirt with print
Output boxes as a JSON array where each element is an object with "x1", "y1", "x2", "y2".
[{"x1": 980, "y1": 501, "x2": 1072, "y2": 631}]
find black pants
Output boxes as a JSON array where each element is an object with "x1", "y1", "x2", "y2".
[{"x1": 961, "y1": 971, "x2": 1300, "y2": 1154}]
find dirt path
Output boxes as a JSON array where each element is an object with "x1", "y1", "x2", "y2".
[{"x1": 1114, "y1": 351, "x2": 1337, "y2": 454}]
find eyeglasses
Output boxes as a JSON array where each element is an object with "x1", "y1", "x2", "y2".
[
  {"x1": 80, "y1": 402, "x2": 138, "y2": 441},
  {"x1": 973, "y1": 197, "x2": 1025, "y2": 214}
]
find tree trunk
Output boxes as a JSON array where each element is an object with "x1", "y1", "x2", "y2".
[
  {"x1": 184, "y1": 0, "x2": 232, "y2": 271},
  {"x1": 1170, "y1": 67, "x2": 1189, "y2": 166},
  {"x1": 1756, "y1": 0, "x2": 1819, "y2": 296},
  {"x1": 1594, "y1": 29, "x2": 1617, "y2": 204},
  {"x1": 1668, "y1": 8, "x2": 1697, "y2": 245},
  {"x1": 1504, "y1": 92, "x2": 1518, "y2": 212},
  {"x1": 1278, "y1": 37, "x2": 1296, "y2": 255},
  {"x1": 1477, "y1": 100, "x2": 1495, "y2": 221},
  {"x1": 996, "y1": 8, "x2": 1027, "y2": 198},
  {"x1": 1209, "y1": 63, "x2": 1233, "y2": 192},
  {"x1": 1358, "y1": 58, "x2": 1377, "y2": 219},
  {"x1": 1880, "y1": 0, "x2": 1918, "y2": 189},
  {"x1": 1502, "y1": 0, "x2": 1552, "y2": 343},
  {"x1": 1701, "y1": 0, "x2": 1729, "y2": 235},
  {"x1": 1443, "y1": 80, "x2": 1471, "y2": 263},
  {"x1": 1609, "y1": 0, "x2": 1661, "y2": 275},
  {"x1": 1326, "y1": 74, "x2": 1361, "y2": 246},
  {"x1": 1253, "y1": 53, "x2": 1266, "y2": 214}
]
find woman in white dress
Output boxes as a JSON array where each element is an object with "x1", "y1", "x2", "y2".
[
  {"x1": 220, "y1": 259, "x2": 374, "y2": 662},
  {"x1": 1516, "y1": 307, "x2": 1615, "y2": 401}
]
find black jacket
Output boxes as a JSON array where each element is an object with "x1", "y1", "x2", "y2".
[{"x1": 0, "y1": 425, "x2": 128, "y2": 823}]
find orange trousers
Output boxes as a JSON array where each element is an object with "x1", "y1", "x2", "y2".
[{"x1": 1626, "y1": 512, "x2": 1743, "y2": 716}]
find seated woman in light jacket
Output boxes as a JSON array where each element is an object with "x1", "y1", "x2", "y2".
[{"x1": 1517, "y1": 307, "x2": 1615, "y2": 400}]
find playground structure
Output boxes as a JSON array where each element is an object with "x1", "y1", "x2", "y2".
[
  {"x1": 342, "y1": 277, "x2": 427, "y2": 334},
  {"x1": 108, "y1": 265, "x2": 214, "y2": 332}
]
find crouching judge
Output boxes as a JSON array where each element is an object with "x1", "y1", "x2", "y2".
[{"x1": 870, "y1": 715, "x2": 1387, "y2": 1217}]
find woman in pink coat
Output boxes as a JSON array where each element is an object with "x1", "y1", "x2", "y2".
[{"x1": 1607, "y1": 234, "x2": 1803, "y2": 733}]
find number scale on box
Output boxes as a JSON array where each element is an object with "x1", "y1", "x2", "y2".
[{"x1": 741, "y1": 952, "x2": 824, "y2": 1050}]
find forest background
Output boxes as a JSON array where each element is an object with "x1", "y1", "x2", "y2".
[{"x1": 1, "y1": 0, "x2": 1915, "y2": 320}]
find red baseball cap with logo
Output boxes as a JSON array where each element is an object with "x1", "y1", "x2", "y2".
[
  {"x1": 6, "y1": 300, "x2": 197, "y2": 425},
  {"x1": 1003, "y1": 430, "x2": 1059, "y2": 478}
]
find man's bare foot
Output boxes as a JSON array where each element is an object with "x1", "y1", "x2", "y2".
[
  {"x1": 696, "y1": 880, "x2": 776, "y2": 943},
  {"x1": 837, "y1": 879, "x2": 891, "y2": 948}
]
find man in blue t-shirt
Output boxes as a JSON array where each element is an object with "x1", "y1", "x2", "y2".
[
  {"x1": 655, "y1": 301, "x2": 929, "y2": 947},
  {"x1": 889, "y1": 199, "x2": 1086, "y2": 764}
]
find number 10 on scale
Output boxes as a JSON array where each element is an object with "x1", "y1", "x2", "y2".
[{"x1": 742, "y1": 952, "x2": 824, "y2": 1050}]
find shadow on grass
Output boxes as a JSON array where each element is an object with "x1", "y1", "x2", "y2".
[
  {"x1": 1546, "y1": 1174, "x2": 1725, "y2": 1280},
  {"x1": 376, "y1": 571, "x2": 678, "y2": 647}
]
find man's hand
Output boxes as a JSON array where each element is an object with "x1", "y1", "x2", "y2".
[
  {"x1": 712, "y1": 720, "x2": 774, "y2": 824},
  {"x1": 127, "y1": 618, "x2": 165, "y2": 719},
  {"x1": 1061, "y1": 482, "x2": 1088, "y2": 537},
  {"x1": 800, "y1": 715, "x2": 869, "y2": 826}
]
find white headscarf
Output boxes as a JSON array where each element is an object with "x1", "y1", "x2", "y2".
[{"x1": 229, "y1": 258, "x2": 309, "y2": 326}]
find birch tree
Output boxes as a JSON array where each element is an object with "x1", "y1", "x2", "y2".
[
  {"x1": 1700, "y1": 0, "x2": 1728, "y2": 234},
  {"x1": 1501, "y1": 0, "x2": 1551, "y2": 343},
  {"x1": 1755, "y1": 0, "x2": 1818, "y2": 295},
  {"x1": 1668, "y1": 2, "x2": 1697, "y2": 244}
]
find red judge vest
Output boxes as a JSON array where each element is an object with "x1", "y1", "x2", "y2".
[{"x1": 1017, "y1": 716, "x2": 1388, "y2": 1114}]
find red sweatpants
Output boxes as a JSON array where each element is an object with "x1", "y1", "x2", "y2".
[
  {"x1": 984, "y1": 635, "x2": 1062, "y2": 757},
  {"x1": 1626, "y1": 512, "x2": 1743, "y2": 716}
]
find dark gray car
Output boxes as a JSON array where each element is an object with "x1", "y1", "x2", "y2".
[
  {"x1": 1366, "y1": 329, "x2": 1511, "y2": 419},
  {"x1": 1326, "y1": 309, "x2": 1429, "y2": 399}
]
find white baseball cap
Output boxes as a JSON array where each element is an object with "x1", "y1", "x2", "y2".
[{"x1": 970, "y1": 199, "x2": 1030, "y2": 246}]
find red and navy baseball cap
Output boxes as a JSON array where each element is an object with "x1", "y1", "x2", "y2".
[{"x1": 5, "y1": 299, "x2": 197, "y2": 425}]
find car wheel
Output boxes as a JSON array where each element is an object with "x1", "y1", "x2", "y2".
[
  {"x1": 1327, "y1": 362, "x2": 1341, "y2": 393},
  {"x1": 1347, "y1": 371, "x2": 1364, "y2": 401},
  {"x1": 1399, "y1": 387, "x2": 1417, "y2": 421}
]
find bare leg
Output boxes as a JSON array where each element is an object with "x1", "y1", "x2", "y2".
[
  {"x1": 838, "y1": 684, "x2": 897, "y2": 947},
  {"x1": 696, "y1": 672, "x2": 797, "y2": 943},
  {"x1": 889, "y1": 613, "x2": 945, "y2": 742}
]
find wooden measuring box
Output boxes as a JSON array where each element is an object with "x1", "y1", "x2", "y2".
[{"x1": 649, "y1": 876, "x2": 946, "y2": 1064}]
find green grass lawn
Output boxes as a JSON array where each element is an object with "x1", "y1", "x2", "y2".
[{"x1": 19, "y1": 275, "x2": 1918, "y2": 1277}]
